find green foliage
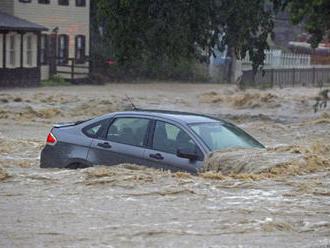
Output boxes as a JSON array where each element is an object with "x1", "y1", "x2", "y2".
[
  {"x1": 283, "y1": 0, "x2": 330, "y2": 48},
  {"x1": 104, "y1": 57, "x2": 209, "y2": 81},
  {"x1": 209, "y1": 0, "x2": 275, "y2": 72},
  {"x1": 96, "y1": 0, "x2": 276, "y2": 74},
  {"x1": 41, "y1": 75, "x2": 71, "y2": 86},
  {"x1": 94, "y1": 0, "x2": 329, "y2": 79}
]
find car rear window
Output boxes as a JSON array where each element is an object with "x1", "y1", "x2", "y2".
[{"x1": 82, "y1": 120, "x2": 108, "y2": 138}]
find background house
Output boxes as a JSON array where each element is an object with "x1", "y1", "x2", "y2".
[
  {"x1": 0, "y1": 11, "x2": 47, "y2": 87},
  {"x1": 0, "y1": 0, "x2": 90, "y2": 86}
]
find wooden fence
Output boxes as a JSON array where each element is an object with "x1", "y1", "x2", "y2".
[
  {"x1": 241, "y1": 49, "x2": 311, "y2": 68},
  {"x1": 241, "y1": 66, "x2": 330, "y2": 87},
  {"x1": 55, "y1": 57, "x2": 90, "y2": 83}
]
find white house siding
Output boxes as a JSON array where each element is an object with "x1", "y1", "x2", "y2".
[
  {"x1": 41, "y1": 65, "x2": 49, "y2": 80},
  {"x1": 13, "y1": 0, "x2": 90, "y2": 80},
  {"x1": 0, "y1": 0, "x2": 14, "y2": 14}
]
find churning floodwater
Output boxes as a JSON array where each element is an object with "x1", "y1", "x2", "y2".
[{"x1": 0, "y1": 84, "x2": 330, "y2": 247}]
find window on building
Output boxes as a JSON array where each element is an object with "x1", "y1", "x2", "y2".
[
  {"x1": 75, "y1": 35, "x2": 86, "y2": 64},
  {"x1": 40, "y1": 34, "x2": 48, "y2": 65},
  {"x1": 26, "y1": 35, "x2": 33, "y2": 66},
  {"x1": 76, "y1": 0, "x2": 86, "y2": 7},
  {"x1": 38, "y1": 0, "x2": 50, "y2": 4},
  {"x1": 58, "y1": 34, "x2": 69, "y2": 65},
  {"x1": 9, "y1": 35, "x2": 16, "y2": 67},
  {"x1": 19, "y1": 0, "x2": 32, "y2": 3},
  {"x1": 23, "y1": 33, "x2": 37, "y2": 67},
  {"x1": 58, "y1": 0, "x2": 69, "y2": 5}
]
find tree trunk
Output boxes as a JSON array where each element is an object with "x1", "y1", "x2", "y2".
[{"x1": 227, "y1": 47, "x2": 242, "y2": 85}]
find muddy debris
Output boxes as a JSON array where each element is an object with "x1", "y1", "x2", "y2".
[
  {"x1": 174, "y1": 172, "x2": 192, "y2": 179},
  {"x1": 19, "y1": 106, "x2": 62, "y2": 119},
  {"x1": 199, "y1": 91, "x2": 281, "y2": 109},
  {"x1": 0, "y1": 166, "x2": 10, "y2": 181},
  {"x1": 84, "y1": 165, "x2": 164, "y2": 186},
  {"x1": 13, "y1": 97, "x2": 23, "y2": 102},
  {"x1": 204, "y1": 143, "x2": 330, "y2": 178},
  {"x1": 0, "y1": 138, "x2": 43, "y2": 156},
  {"x1": 199, "y1": 171, "x2": 228, "y2": 180},
  {"x1": 0, "y1": 106, "x2": 62, "y2": 120},
  {"x1": 305, "y1": 112, "x2": 330, "y2": 125},
  {"x1": 199, "y1": 91, "x2": 224, "y2": 103},
  {"x1": 262, "y1": 219, "x2": 295, "y2": 232},
  {"x1": 204, "y1": 147, "x2": 303, "y2": 174},
  {"x1": 17, "y1": 161, "x2": 34, "y2": 168},
  {"x1": 126, "y1": 188, "x2": 196, "y2": 197},
  {"x1": 71, "y1": 99, "x2": 121, "y2": 117},
  {"x1": 231, "y1": 92, "x2": 280, "y2": 109}
]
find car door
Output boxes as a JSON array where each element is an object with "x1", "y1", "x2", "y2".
[
  {"x1": 87, "y1": 116, "x2": 151, "y2": 166},
  {"x1": 144, "y1": 120, "x2": 204, "y2": 173}
]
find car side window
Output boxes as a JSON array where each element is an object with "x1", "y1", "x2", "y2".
[
  {"x1": 107, "y1": 117, "x2": 150, "y2": 147},
  {"x1": 152, "y1": 121, "x2": 197, "y2": 155},
  {"x1": 83, "y1": 120, "x2": 107, "y2": 138}
]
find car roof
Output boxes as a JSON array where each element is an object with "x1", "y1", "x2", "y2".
[{"x1": 111, "y1": 109, "x2": 224, "y2": 124}]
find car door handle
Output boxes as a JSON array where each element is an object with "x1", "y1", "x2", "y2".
[
  {"x1": 149, "y1": 153, "x2": 164, "y2": 160},
  {"x1": 97, "y1": 142, "x2": 112, "y2": 149}
]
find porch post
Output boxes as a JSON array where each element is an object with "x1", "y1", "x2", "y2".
[
  {"x1": 49, "y1": 31, "x2": 58, "y2": 77},
  {"x1": 3, "y1": 32, "x2": 6, "y2": 68},
  {"x1": 37, "y1": 32, "x2": 41, "y2": 67},
  {"x1": 20, "y1": 31, "x2": 24, "y2": 68}
]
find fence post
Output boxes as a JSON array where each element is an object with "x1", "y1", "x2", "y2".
[
  {"x1": 49, "y1": 32, "x2": 58, "y2": 77},
  {"x1": 71, "y1": 59, "x2": 75, "y2": 82},
  {"x1": 312, "y1": 67, "x2": 316, "y2": 86},
  {"x1": 292, "y1": 68, "x2": 295, "y2": 87}
]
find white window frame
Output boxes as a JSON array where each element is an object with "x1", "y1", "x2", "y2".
[
  {"x1": 9, "y1": 34, "x2": 16, "y2": 67},
  {"x1": 26, "y1": 35, "x2": 33, "y2": 66},
  {"x1": 23, "y1": 33, "x2": 37, "y2": 68},
  {"x1": 58, "y1": 34, "x2": 69, "y2": 65},
  {"x1": 75, "y1": 35, "x2": 86, "y2": 64},
  {"x1": 6, "y1": 32, "x2": 20, "y2": 68}
]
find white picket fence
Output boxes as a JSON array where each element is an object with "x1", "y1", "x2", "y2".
[{"x1": 241, "y1": 49, "x2": 311, "y2": 68}]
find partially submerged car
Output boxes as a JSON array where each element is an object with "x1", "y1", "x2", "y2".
[{"x1": 40, "y1": 110, "x2": 264, "y2": 173}]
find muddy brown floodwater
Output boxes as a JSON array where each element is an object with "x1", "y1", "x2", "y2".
[{"x1": 0, "y1": 83, "x2": 330, "y2": 247}]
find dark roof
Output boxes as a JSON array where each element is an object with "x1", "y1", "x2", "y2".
[{"x1": 0, "y1": 11, "x2": 48, "y2": 31}]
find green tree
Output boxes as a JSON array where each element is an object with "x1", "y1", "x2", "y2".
[
  {"x1": 283, "y1": 0, "x2": 330, "y2": 48},
  {"x1": 94, "y1": 0, "x2": 283, "y2": 80}
]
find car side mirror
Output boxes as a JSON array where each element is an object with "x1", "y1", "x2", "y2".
[{"x1": 176, "y1": 148, "x2": 199, "y2": 161}]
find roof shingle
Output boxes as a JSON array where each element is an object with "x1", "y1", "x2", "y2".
[{"x1": 0, "y1": 11, "x2": 48, "y2": 31}]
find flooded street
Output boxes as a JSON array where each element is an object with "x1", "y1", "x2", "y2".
[{"x1": 0, "y1": 83, "x2": 330, "y2": 247}]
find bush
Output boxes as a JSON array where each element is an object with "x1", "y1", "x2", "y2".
[
  {"x1": 41, "y1": 75, "x2": 71, "y2": 86},
  {"x1": 91, "y1": 57, "x2": 210, "y2": 82}
]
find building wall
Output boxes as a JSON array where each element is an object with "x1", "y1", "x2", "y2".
[
  {"x1": 0, "y1": 31, "x2": 41, "y2": 87},
  {"x1": 13, "y1": 0, "x2": 90, "y2": 80},
  {"x1": 0, "y1": 0, "x2": 14, "y2": 14},
  {"x1": 0, "y1": 67, "x2": 41, "y2": 87}
]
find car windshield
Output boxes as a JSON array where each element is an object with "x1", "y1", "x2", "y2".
[{"x1": 190, "y1": 122, "x2": 264, "y2": 151}]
